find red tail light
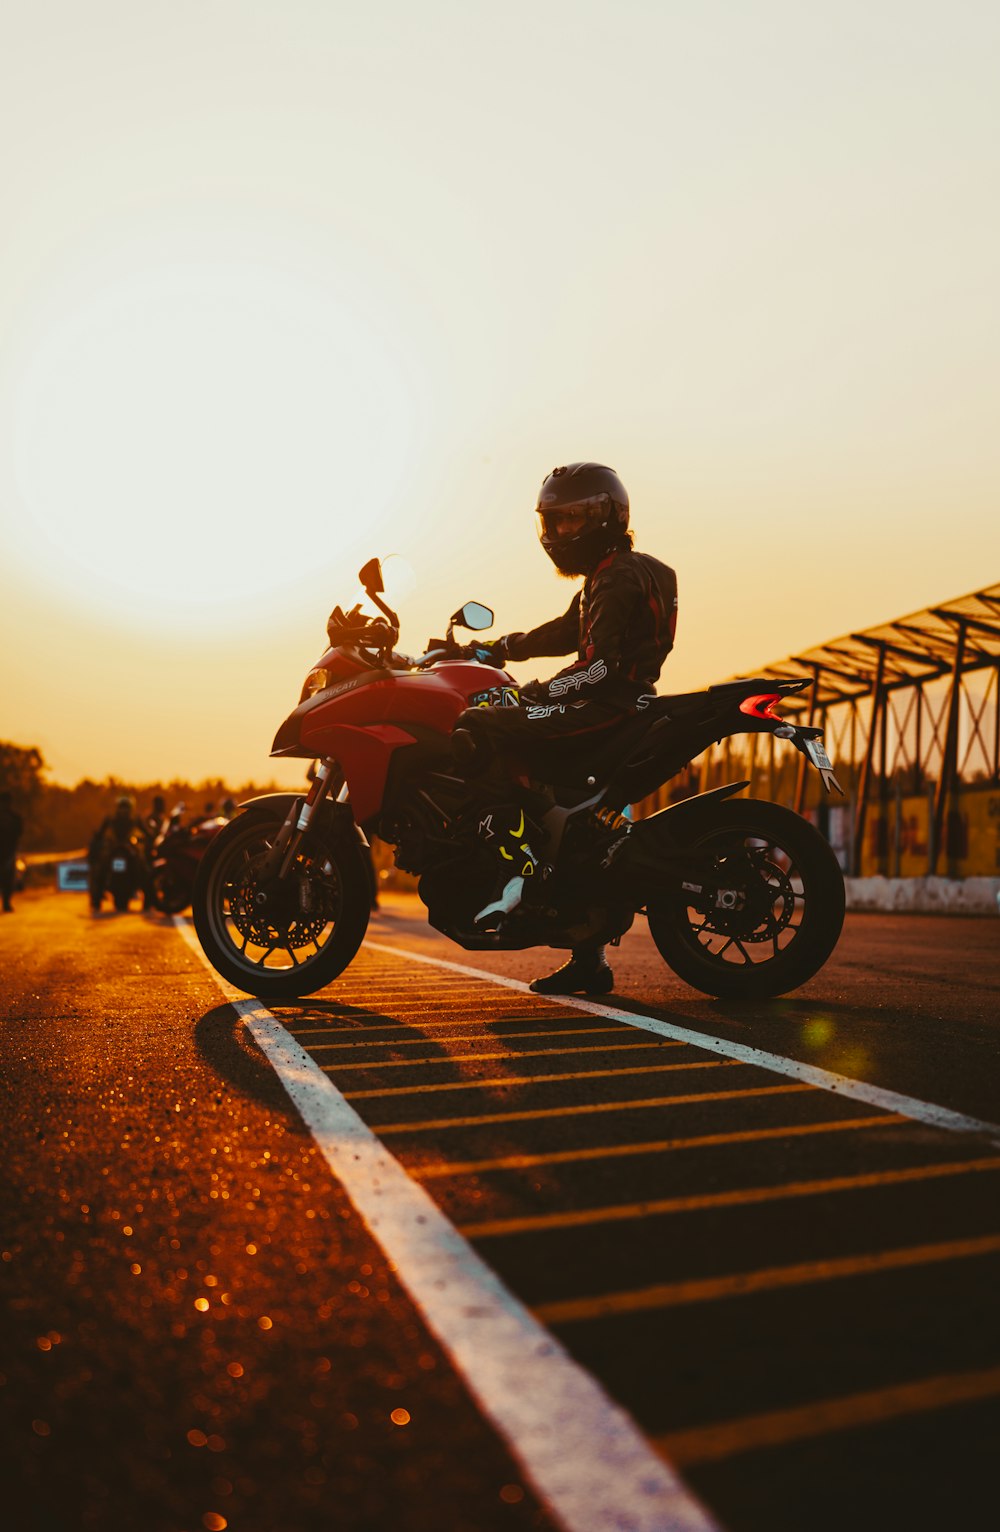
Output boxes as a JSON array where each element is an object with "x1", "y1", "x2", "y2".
[{"x1": 739, "y1": 693, "x2": 783, "y2": 720}]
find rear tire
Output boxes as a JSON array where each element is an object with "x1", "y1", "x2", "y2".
[
  {"x1": 151, "y1": 870, "x2": 193, "y2": 915},
  {"x1": 647, "y1": 798, "x2": 845, "y2": 999},
  {"x1": 192, "y1": 807, "x2": 371, "y2": 999}
]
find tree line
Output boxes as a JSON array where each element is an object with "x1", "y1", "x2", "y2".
[{"x1": 0, "y1": 741, "x2": 282, "y2": 853}]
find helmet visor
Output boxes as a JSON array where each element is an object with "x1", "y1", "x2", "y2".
[
  {"x1": 536, "y1": 494, "x2": 614, "y2": 542},
  {"x1": 536, "y1": 491, "x2": 613, "y2": 517}
]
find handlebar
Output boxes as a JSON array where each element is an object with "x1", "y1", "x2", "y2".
[
  {"x1": 325, "y1": 599, "x2": 500, "y2": 671},
  {"x1": 401, "y1": 641, "x2": 506, "y2": 669}
]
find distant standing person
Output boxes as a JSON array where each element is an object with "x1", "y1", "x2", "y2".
[{"x1": 0, "y1": 791, "x2": 24, "y2": 913}]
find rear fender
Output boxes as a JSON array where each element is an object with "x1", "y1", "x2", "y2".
[
  {"x1": 615, "y1": 781, "x2": 750, "y2": 894},
  {"x1": 635, "y1": 781, "x2": 750, "y2": 851},
  {"x1": 236, "y1": 793, "x2": 370, "y2": 849}
]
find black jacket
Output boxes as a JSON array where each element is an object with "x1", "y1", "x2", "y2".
[
  {"x1": 502, "y1": 546, "x2": 678, "y2": 707},
  {"x1": 0, "y1": 807, "x2": 23, "y2": 860}
]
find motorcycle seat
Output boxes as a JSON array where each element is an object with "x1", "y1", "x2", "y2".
[{"x1": 529, "y1": 703, "x2": 672, "y2": 787}]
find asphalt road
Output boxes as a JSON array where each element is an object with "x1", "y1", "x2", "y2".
[{"x1": 2, "y1": 888, "x2": 998, "y2": 1532}]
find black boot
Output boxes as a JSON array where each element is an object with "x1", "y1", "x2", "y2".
[{"x1": 530, "y1": 944, "x2": 614, "y2": 996}]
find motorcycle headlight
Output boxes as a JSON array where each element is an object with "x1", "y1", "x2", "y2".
[{"x1": 302, "y1": 667, "x2": 328, "y2": 700}]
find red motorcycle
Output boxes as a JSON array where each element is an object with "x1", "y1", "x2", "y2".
[
  {"x1": 150, "y1": 804, "x2": 230, "y2": 914},
  {"x1": 193, "y1": 559, "x2": 846, "y2": 1000}
]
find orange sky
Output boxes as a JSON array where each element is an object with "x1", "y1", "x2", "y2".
[{"x1": 2, "y1": 2, "x2": 998, "y2": 787}]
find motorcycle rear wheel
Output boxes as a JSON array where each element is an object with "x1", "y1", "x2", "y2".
[
  {"x1": 193, "y1": 807, "x2": 371, "y2": 999},
  {"x1": 151, "y1": 870, "x2": 193, "y2": 915},
  {"x1": 646, "y1": 799, "x2": 845, "y2": 999}
]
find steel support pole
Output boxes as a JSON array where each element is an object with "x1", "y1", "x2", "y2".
[
  {"x1": 793, "y1": 664, "x2": 820, "y2": 814},
  {"x1": 931, "y1": 621, "x2": 967, "y2": 875},
  {"x1": 878, "y1": 686, "x2": 890, "y2": 874},
  {"x1": 852, "y1": 645, "x2": 887, "y2": 876},
  {"x1": 994, "y1": 663, "x2": 1000, "y2": 783}
]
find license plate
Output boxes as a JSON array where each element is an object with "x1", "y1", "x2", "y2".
[
  {"x1": 112, "y1": 857, "x2": 128, "y2": 873},
  {"x1": 803, "y1": 737, "x2": 833, "y2": 771}
]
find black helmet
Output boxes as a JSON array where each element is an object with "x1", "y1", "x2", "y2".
[{"x1": 536, "y1": 463, "x2": 630, "y2": 575}]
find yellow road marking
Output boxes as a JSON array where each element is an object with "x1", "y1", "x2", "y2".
[
  {"x1": 459, "y1": 1157, "x2": 1000, "y2": 1238},
  {"x1": 290, "y1": 1009, "x2": 593, "y2": 1025},
  {"x1": 654, "y1": 1365, "x2": 1000, "y2": 1465},
  {"x1": 533, "y1": 1231, "x2": 1000, "y2": 1324},
  {"x1": 292, "y1": 1024, "x2": 645, "y2": 1043},
  {"x1": 315, "y1": 1041, "x2": 679, "y2": 1069},
  {"x1": 410, "y1": 1113, "x2": 907, "y2": 1179},
  {"x1": 342, "y1": 1059, "x2": 741, "y2": 1099},
  {"x1": 372, "y1": 1082, "x2": 812, "y2": 1134}
]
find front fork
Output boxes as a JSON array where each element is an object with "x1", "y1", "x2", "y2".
[{"x1": 261, "y1": 759, "x2": 342, "y2": 880}]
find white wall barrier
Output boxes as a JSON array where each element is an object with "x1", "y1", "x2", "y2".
[{"x1": 845, "y1": 875, "x2": 1000, "y2": 915}]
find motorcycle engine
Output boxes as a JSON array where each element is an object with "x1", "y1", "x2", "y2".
[{"x1": 418, "y1": 855, "x2": 496, "y2": 933}]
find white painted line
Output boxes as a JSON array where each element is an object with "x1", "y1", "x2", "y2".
[
  {"x1": 363, "y1": 941, "x2": 1000, "y2": 1147},
  {"x1": 173, "y1": 917, "x2": 721, "y2": 1532}
]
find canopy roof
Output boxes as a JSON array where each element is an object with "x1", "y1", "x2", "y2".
[{"x1": 729, "y1": 583, "x2": 1000, "y2": 712}]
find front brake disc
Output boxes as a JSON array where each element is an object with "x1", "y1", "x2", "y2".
[{"x1": 226, "y1": 861, "x2": 333, "y2": 950}]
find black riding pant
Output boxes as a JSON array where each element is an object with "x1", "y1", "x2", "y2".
[
  {"x1": 457, "y1": 699, "x2": 629, "y2": 961},
  {"x1": 458, "y1": 697, "x2": 627, "y2": 796}
]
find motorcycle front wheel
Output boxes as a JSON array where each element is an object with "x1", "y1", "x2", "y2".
[
  {"x1": 192, "y1": 807, "x2": 371, "y2": 999},
  {"x1": 646, "y1": 798, "x2": 845, "y2": 1000}
]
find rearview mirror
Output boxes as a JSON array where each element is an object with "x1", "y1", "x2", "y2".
[
  {"x1": 358, "y1": 558, "x2": 384, "y2": 595},
  {"x1": 451, "y1": 601, "x2": 494, "y2": 632}
]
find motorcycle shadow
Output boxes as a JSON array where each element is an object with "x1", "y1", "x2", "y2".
[
  {"x1": 604, "y1": 989, "x2": 860, "y2": 1034},
  {"x1": 193, "y1": 1002, "x2": 312, "y2": 1121},
  {"x1": 267, "y1": 996, "x2": 476, "y2": 1051},
  {"x1": 706, "y1": 994, "x2": 862, "y2": 1023},
  {"x1": 192, "y1": 997, "x2": 463, "y2": 1115}
]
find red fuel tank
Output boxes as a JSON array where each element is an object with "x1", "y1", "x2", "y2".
[
  {"x1": 299, "y1": 661, "x2": 512, "y2": 741},
  {"x1": 288, "y1": 660, "x2": 514, "y2": 822}
]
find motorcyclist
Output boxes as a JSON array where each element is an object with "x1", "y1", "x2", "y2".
[
  {"x1": 142, "y1": 794, "x2": 167, "y2": 846},
  {"x1": 0, "y1": 791, "x2": 24, "y2": 914},
  {"x1": 456, "y1": 462, "x2": 677, "y2": 995},
  {"x1": 89, "y1": 795, "x2": 152, "y2": 912}
]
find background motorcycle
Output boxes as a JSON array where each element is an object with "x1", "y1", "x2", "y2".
[
  {"x1": 193, "y1": 559, "x2": 846, "y2": 1001},
  {"x1": 150, "y1": 804, "x2": 229, "y2": 915},
  {"x1": 89, "y1": 832, "x2": 145, "y2": 913}
]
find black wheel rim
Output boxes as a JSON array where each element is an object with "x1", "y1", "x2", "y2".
[
  {"x1": 677, "y1": 827, "x2": 809, "y2": 971},
  {"x1": 205, "y1": 820, "x2": 346, "y2": 978}
]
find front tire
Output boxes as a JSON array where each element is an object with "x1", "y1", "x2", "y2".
[
  {"x1": 647, "y1": 798, "x2": 845, "y2": 999},
  {"x1": 192, "y1": 808, "x2": 371, "y2": 999}
]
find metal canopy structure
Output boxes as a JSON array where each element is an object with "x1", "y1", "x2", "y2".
[
  {"x1": 685, "y1": 583, "x2": 1000, "y2": 876},
  {"x1": 737, "y1": 584, "x2": 1000, "y2": 716}
]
